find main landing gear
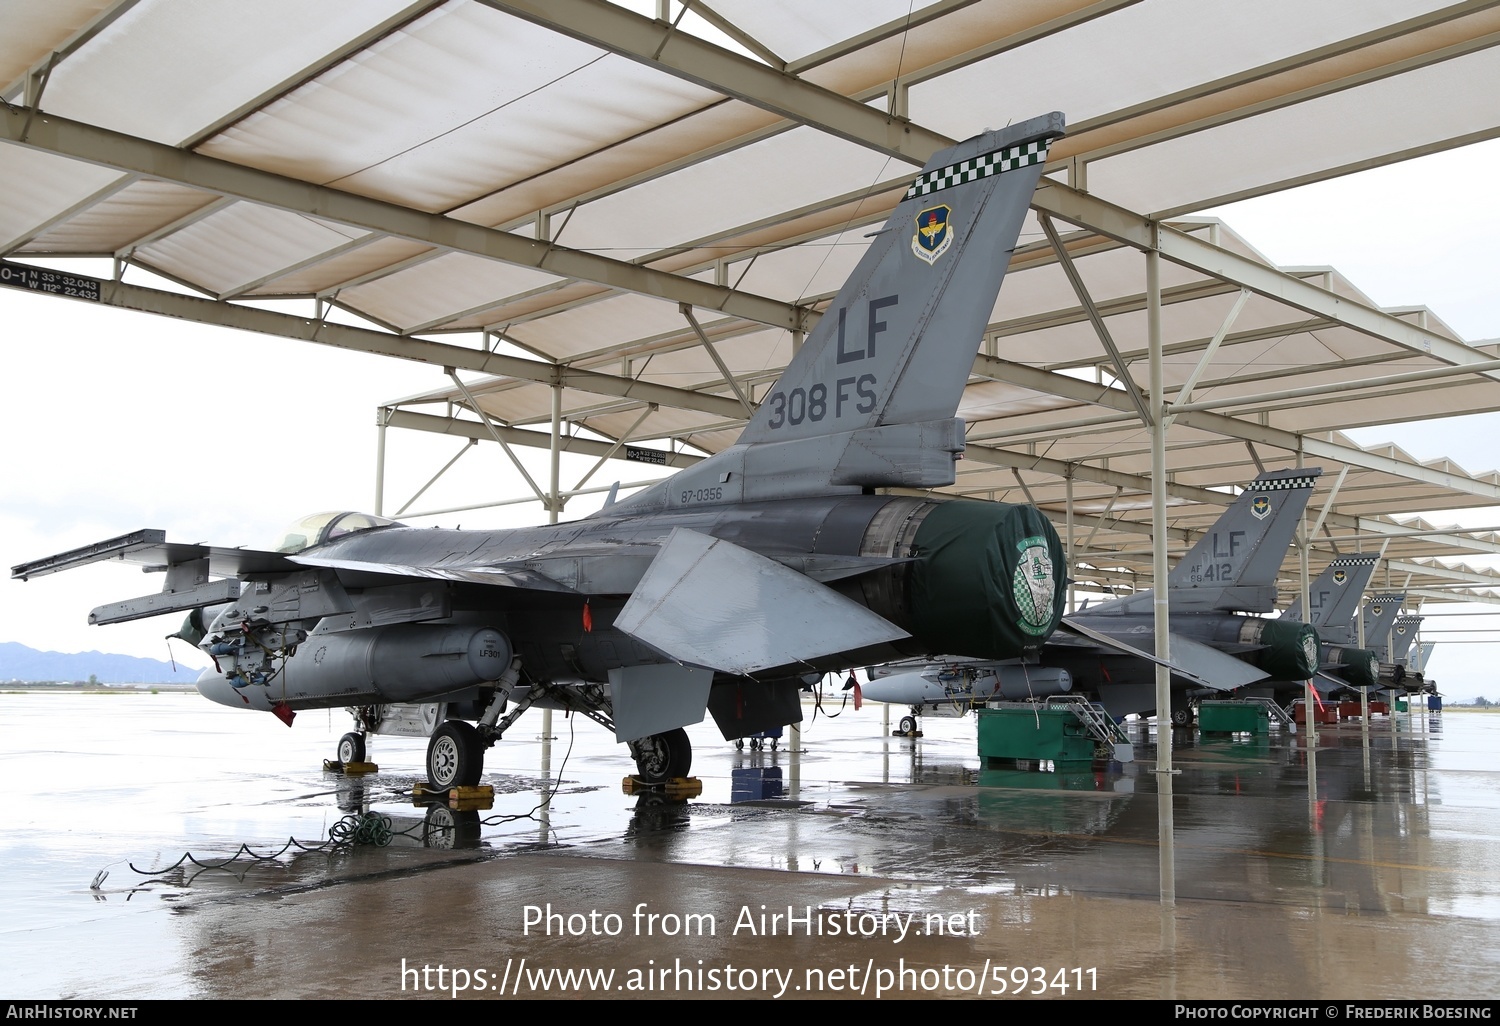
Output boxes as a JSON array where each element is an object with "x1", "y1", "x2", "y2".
[
  {"x1": 627, "y1": 728, "x2": 693, "y2": 785},
  {"x1": 339, "y1": 670, "x2": 700, "y2": 790},
  {"x1": 337, "y1": 731, "x2": 366, "y2": 765},
  {"x1": 418, "y1": 680, "x2": 697, "y2": 790},
  {"x1": 427, "y1": 720, "x2": 485, "y2": 789}
]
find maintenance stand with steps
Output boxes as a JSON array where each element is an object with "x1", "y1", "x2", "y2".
[
  {"x1": 1198, "y1": 698, "x2": 1293, "y2": 736},
  {"x1": 977, "y1": 696, "x2": 1133, "y2": 769}
]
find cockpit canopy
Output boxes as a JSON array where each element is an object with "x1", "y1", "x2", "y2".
[{"x1": 274, "y1": 512, "x2": 401, "y2": 554}]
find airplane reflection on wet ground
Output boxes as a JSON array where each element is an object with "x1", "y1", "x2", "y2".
[{"x1": 4, "y1": 692, "x2": 1497, "y2": 1000}]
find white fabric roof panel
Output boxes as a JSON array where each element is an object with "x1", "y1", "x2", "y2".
[
  {"x1": 703, "y1": 0, "x2": 951, "y2": 63},
  {"x1": 133, "y1": 204, "x2": 369, "y2": 298},
  {"x1": 23, "y1": 179, "x2": 215, "y2": 256},
  {"x1": 0, "y1": 0, "x2": 113, "y2": 91},
  {"x1": 907, "y1": 0, "x2": 1452, "y2": 139},
  {"x1": 240, "y1": 236, "x2": 434, "y2": 299},
  {"x1": 725, "y1": 223, "x2": 874, "y2": 305},
  {"x1": 557, "y1": 126, "x2": 897, "y2": 257},
  {"x1": 505, "y1": 290, "x2": 709, "y2": 362},
  {"x1": 445, "y1": 99, "x2": 783, "y2": 231},
  {"x1": 337, "y1": 249, "x2": 563, "y2": 332},
  {"x1": 1089, "y1": 47, "x2": 1500, "y2": 216},
  {"x1": 202, "y1": 6, "x2": 720, "y2": 213},
  {"x1": 0, "y1": 146, "x2": 121, "y2": 248},
  {"x1": 35, "y1": 0, "x2": 423, "y2": 146}
]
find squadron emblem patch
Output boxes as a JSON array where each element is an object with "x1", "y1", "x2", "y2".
[
  {"x1": 1251, "y1": 495, "x2": 1271, "y2": 520},
  {"x1": 912, "y1": 204, "x2": 953, "y2": 264},
  {"x1": 1333, "y1": 569, "x2": 1347, "y2": 586},
  {"x1": 1012, "y1": 536, "x2": 1056, "y2": 637}
]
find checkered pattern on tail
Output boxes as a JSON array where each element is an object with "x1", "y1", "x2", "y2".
[{"x1": 904, "y1": 138, "x2": 1053, "y2": 200}]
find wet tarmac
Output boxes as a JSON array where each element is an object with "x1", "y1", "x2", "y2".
[{"x1": 4, "y1": 691, "x2": 1498, "y2": 1000}]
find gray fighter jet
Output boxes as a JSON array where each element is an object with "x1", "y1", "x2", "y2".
[
  {"x1": 1282, "y1": 554, "x2": 1381, "y2": 692},
  {"x1": 13, "y1": 112, "x2": 1069, "y2": 789},
  {"x1": 864, "y1": 468, "x2": 1325, "y2": 729},
  {"x1": 1043, "y1": 467, "x2": 1323, "y2": 723},
  {"x1": 1363, "y1": 607, "x2": 1428, "y2": 690}
]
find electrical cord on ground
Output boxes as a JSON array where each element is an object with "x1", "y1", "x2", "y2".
[{"x1": 119, "y1": 810, "x2": 416, "y2": 887}]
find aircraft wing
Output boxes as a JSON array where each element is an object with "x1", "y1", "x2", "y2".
[
  {"x1": 1055, "y1": 617, "x2": 1269, "y2": 691},
  {"x1": 289, "y1": 552, "x2": 586, "y2": 592},
  {"x1": 11, "y1": 530, "x2": 305, "y2": 625},
  {"x1": 291, "y1": 545, "x2": 910, "y2": 595},
  {"x1": 615, "y1": 528, "x2": 910, "y2": 675},
  {"x1": 11, "y1": 529, "x2": 299, "y2": 580}
]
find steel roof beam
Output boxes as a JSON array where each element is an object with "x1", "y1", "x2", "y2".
[
  {"x1": 1389, "y1": 560, "x2": 1500, "y2": 587},
  {"x1": 383, "y1": 408, "x2": 703, "y2": 467},
  {"x1": 0, "y1": 106, "x2": 804, "y2": 333},
  {"x1": 974, "y1": 355, "x2": 1500, "y2": 500},
  {"x1": 1032, "y1": 182, "x2": 1500, "y2": 377},
  {"x1": 20, "y1": 273, "x2": 751, "y2": 420},
  {"x1": 474, "y1": 1, "x2": 1493, "y2": 382},
  {"x1": 481, "y1": 0, "x2": 953, "y2": 164}
]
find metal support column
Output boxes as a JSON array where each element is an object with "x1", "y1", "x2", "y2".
[
  {"x1": 1148, "y1": 241, "x2": 1175, "y2": 908},
  {"x1": 549, "y1": 380, "x2": 562, "y2": 525},
  {"x1": 375, "y1": 407, "x2": 390, "y2": 517}
]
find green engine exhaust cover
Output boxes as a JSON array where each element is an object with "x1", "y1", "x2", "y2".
[{"x1": 908, "y1": 500, "x2": 1066, "y2": 659}]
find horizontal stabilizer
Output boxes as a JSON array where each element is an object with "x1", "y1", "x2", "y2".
[
  {"x1": 1058, "y1": 618, "x2": 1267, "y2": 690},
  {"x1": 616, "y1": 528, "x2": 909, "y2": 675}
]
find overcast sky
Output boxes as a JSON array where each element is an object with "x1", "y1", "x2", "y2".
[{"x1": 3, "y1": 137, "x2": 1498, "y2": 698}]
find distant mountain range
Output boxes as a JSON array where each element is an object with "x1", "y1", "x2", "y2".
[{"x1": 0, "y1": 641, "x2": 205, "y2": 684}]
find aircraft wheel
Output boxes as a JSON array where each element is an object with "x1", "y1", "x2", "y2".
[
  {"x1": 1170, "y1": 705, "x2": 1192, "y2": 727},
  {"x1": 337, "y1": 731, "x2": 366, "y2": 765},
  {"x1": 734, "y1": 739, "x2": 744, "y2": 751},
  {"x1": 427, "y1": 721, "x2": 484, "y2": 789},
  {"x1": 899, "y1": 715, "x2": 917, "y2": 735},
  {"x1": 629, "y1": 728, "x2": 692, "y2": 784}
]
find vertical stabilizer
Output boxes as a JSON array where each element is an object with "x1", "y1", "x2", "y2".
[
  {"x1": 1386, "y1": 614, "x2": 1423, "y2": 663},
  {"x1": 616, "y1": 112, "x2": 1065, "y2": 513},
  {"x1": 1167, "y1": 468, "x2": 1321, "y2": 612},
  {"x1": 1363, "y1": 594, "x2": 1407, "y2": 659},
  {"x1": 1284, "y1": 554, "x2": 1378, "y2": 628},
  {"x1": 738, "y1": 112, "x2": 1064, "y2": 450}
]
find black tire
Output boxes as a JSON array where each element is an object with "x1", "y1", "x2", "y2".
[
  {"x1": 899, "y1": 715, "x2": 917, "y2": 735},
  {"x1": 337, "y1": 731, "x2": 366, "y2": 765},
  {"x1": 427, "y1": 720, "x2": 484, "y2": 789},
  {"x1": 1170, "y1": 705, "x2": 1192, "y2": 727},
  {"x1": 629, "y1": 728, "x2": 692, "y2": 784}
]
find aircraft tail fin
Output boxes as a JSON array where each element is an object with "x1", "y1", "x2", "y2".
[
  {"x1": 1284, "y1": 554, "x2": 1377, "y2": 628},
  {"x1": 1387, "y1": 614, "x2": 1423, "y2": 663},
  {"x1": 1167, "y1": 468, "x2": 1321, "y2": 612},
  {"x1": 1362, "y1": 593, "x2": 1406, "y2": 658},
  {"x1": 615, "y1": 113, "x2": 1065, "y2": 513},
  {"x1": 736, "y1": 111, "x2": 1063, "y2": 459}
]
